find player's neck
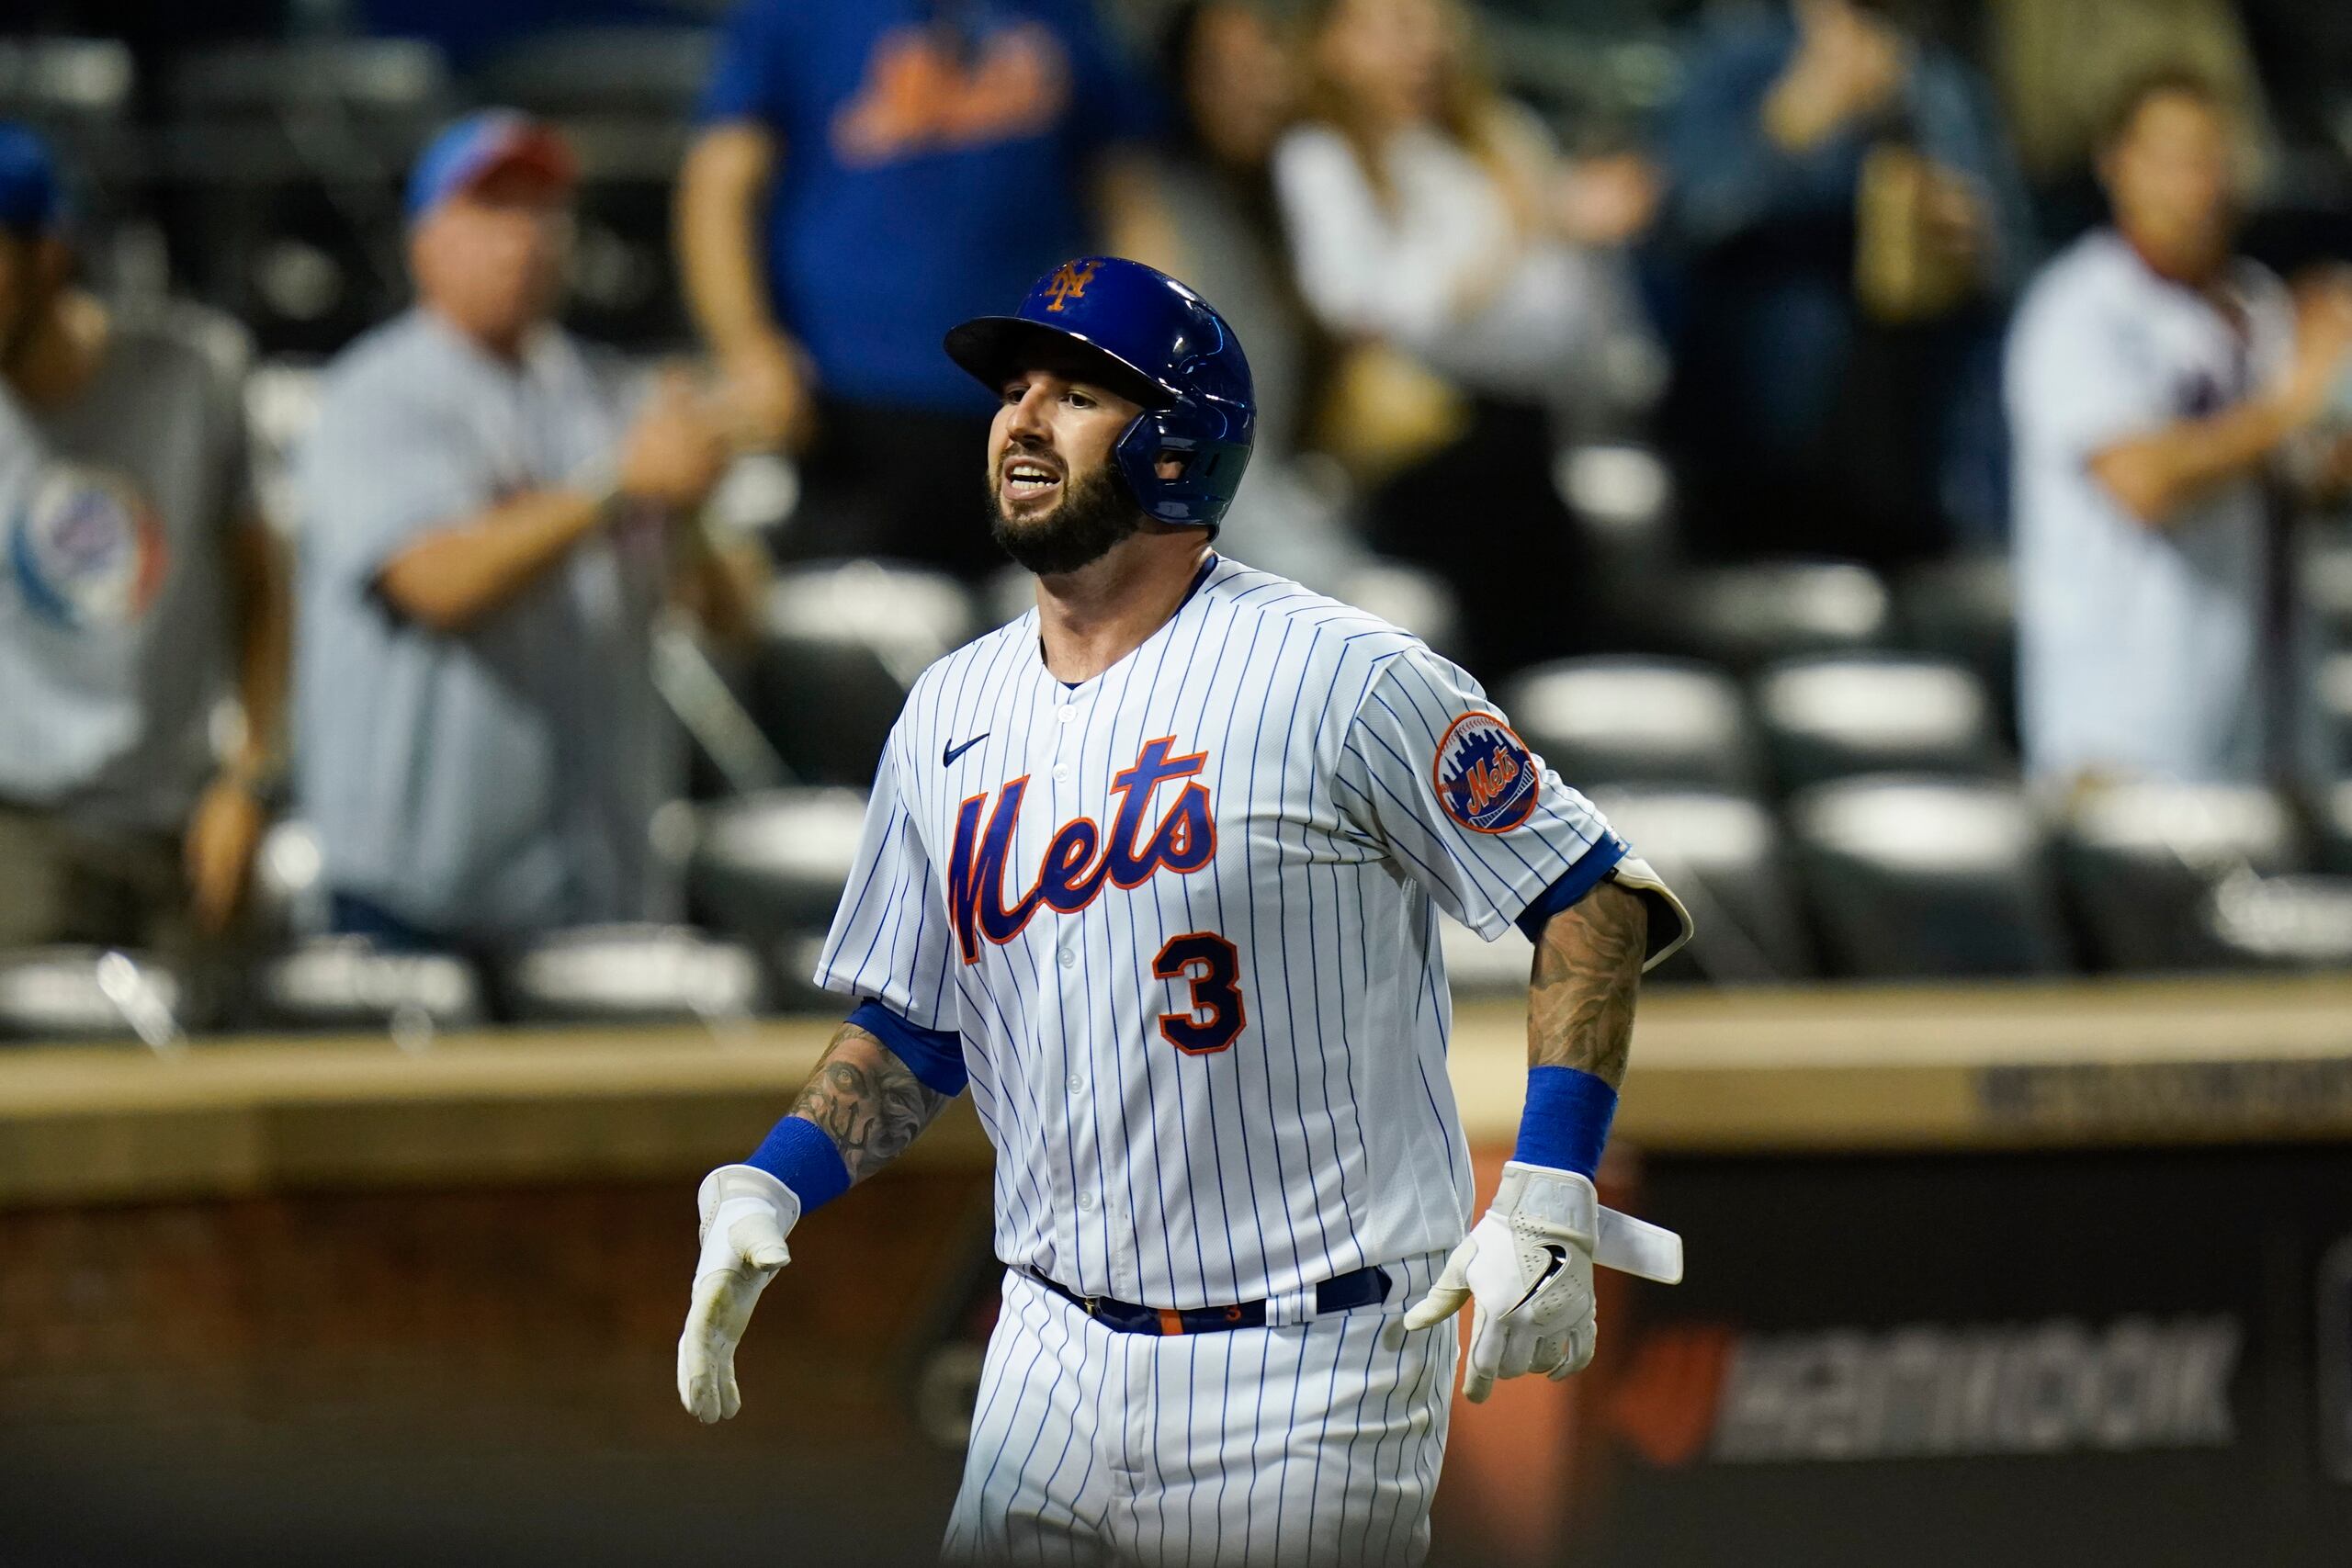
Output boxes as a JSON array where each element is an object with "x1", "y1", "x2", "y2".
[{"x1": 1032, "y1": 529, "x2": 1213, "y2": 685}]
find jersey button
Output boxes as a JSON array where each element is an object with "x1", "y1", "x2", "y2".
[
  {"x1": 1057, "y1": 705, "x2": 1076, "y2": 724},
  {"x1": 1057, "y1": 946, "x2": 1076, "y2": 969},
  {"x1": 1076, "y1": 1191, "x2": 1097, "y2": 1213},
  {"x1": 1066, "y1": 1072, "x2": 1084, "y2": 1093},
  {"x1": 1053, "y1": 763, "x2": 1070, "y2": 781}
]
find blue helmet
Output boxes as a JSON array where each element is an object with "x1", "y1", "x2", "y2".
[{"x1": 945, "y1": 256, "x2": 1255, "y2": 530}]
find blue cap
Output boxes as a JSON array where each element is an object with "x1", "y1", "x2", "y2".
[
  {"x1": 404, "y1": 109, "x2": 576, "y2": 222},
  {"x1": 0, "y1": 123, "x2": 64, "y2": 237}
]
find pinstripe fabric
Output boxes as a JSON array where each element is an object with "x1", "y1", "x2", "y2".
[
  {"x1": 816, "y1": 556, "x2": 1645, "y2": 1559},
  {"x1": 815, "y1": 556, "x2": 1636, "y2": 1312},
  {"x1": 943, "y1": 1258, "x2": 1454, "y2": 1568}
]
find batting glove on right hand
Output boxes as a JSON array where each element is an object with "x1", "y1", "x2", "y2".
[
  {"x1": 677, "y1": 1163, "x2": 799, "y2": 1423},
  {"x1": 1399, "y1": 1161, "x2": 1599, "y2": 1403}
]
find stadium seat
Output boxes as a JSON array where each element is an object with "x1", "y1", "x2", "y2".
[
  {"x1": 2055, "y1": 782, "x2": 2299, "y2": 971},
  {"x1": 753, "y1": 562, "x2": 978, "y2": 786},
  {"x1": 1587, "y1": 785, "x2": 1815, "y2": 982},
  {"x1": 2316, "y1": 781, "x2": 2352, "y2": 875},
  {"x1": 2200, "y1": 874, "x2": 2352, "y2": 970},
  {"x1": 1754, "y1": 653, "x2": 2001, "y2": 794},
  {"x1": 1503, "y1": 656, "x2": 1762, "y2": 795},
  {"x1": 2320, "y1": 649, "x2": 2352, "y2": 765},
  {"x1": 1789, "y1": 776, "x2": 2068, "y2": 977},
  {"x1": 1895, "y1": 552, "x2": 2015, "y2": 740},
  {"x1": 163, "y1": 40, "x2": 450, "y2": 355},
  {"x1": 1332, "y1": 559, "x2": 1463, "y2": 660},
  {"x1": 500, "y1": 925, "x2": 770, "y2": 1026},
  {"x1": 466, "y1": 27, "x2": 714, "y2": 121},
  {"x1": 251, "y1": 938, "x2": 486, "y2": 1036},
  {"x1": 2311, "y1": 537, "x2": 2352, "y2": 648},
  {"x1": 1668, "y1": 559, "x2": 1893, "y2": 671},
  {"x1": 247, "y1": 818, "x2": 329, "y2": 947},
  {"x1": 688, "y1": 787, "x2": 871, "y2": 944},
  {"x1": 0, "y1": 948, "x2": 187, "y2": 1046},
  {"x1": 1440, "y1": 916, "x2": 1533, "y2": 996}
]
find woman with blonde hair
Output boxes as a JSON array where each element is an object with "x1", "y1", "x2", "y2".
[{"x1": 1274, "y1": 0, "x2": 1657, "y2": 673}]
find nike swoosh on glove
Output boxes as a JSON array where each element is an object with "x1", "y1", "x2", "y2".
[
  {"x1": 1398, "y1": 1161, "x2": 1598, "y2": 1403},
  {"x1": 677, "y1": 1163, "x2": 801, "y2": 1423}
]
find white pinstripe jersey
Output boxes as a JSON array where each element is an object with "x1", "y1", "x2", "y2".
[{"x1": 814, "y1": 554, "x2": 1636, "y2": 1310}]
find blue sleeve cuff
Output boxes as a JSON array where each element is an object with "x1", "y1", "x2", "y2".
[
  {"x1": 745, "y1": 1114, "x2": 851, "y2": 1213},
  {"x1": 848, "y1": 999, "x2": 969, "y2": 1097},
  {"x1": 1512, "y1": 1066, "x2": 1619, "y2": 1179},
  {"x1": 1513, "y1": 832, "x2": 1630, "y2": 943}
]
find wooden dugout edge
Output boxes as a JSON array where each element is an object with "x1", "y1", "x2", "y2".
[{"x1": 0, "y1": 974, "x2": 2348, "y2": 1209}]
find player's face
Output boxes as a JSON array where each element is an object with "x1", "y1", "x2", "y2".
[
  {"x1": 408, "y1": 164, "x2": 572, "y2": 350},
  {"x1": 2104, "y1": 92, "x2": 2238, "y2": 280},
  {"x1": 986, "y1": 367, "x2": 1148, "y2": 576}
]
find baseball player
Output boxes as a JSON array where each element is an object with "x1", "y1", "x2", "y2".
[{"x1": 676, "y1": 256, "x2": 1691, "y2": 1566}]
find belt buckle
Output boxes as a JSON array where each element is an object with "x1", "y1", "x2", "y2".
[{"x1": 1080, "y1": 1294, "x2": 1102, "y2": 1317}]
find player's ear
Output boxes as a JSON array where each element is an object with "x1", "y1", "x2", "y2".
[{"x1": 1154, "y1": 450, "x2": 1190, "y2": 481}]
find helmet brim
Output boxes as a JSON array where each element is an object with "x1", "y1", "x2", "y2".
[{"x1": 944, "y1": 316, "x2": 1178, "y2": 411}]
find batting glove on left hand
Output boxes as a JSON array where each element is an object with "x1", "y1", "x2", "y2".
[
  {"x1": 1399, "y1": 1161, "x2": 1599, "y2": 1403},
  {"x1": 677, "y1": 1163, "x2": 799, "y2": 1424}
]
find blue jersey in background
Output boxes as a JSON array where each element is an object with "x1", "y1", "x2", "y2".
[{"x1": 700, "y1": 0, "x2": 1159, "y2": 414}]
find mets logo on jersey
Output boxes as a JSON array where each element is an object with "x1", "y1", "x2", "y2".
[
  {"x1": 7, "y1": 466, "x2": 169, "y2": 630},
  {"x1": 1433, "y1": 712, "x2": 1540, "y2": 834},
  {"x1": 1041, "y1": 259, "x2": 1100, "y2": 313},
  {"x1": 947, "y1": 736, "x2": 1216, "y2": 964}
]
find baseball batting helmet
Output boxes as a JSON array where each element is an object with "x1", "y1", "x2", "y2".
[{"x1": 944, "y1": 256, "x2": 1255, "y2": 530}]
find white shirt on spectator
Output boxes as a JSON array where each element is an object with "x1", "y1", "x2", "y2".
[
  {"x1": 1272, "y1": 118, "x2": 1619, "y2": 400},
  {"x1": 2007, "y1": 227, "x2": 2324, "y2": 786}
]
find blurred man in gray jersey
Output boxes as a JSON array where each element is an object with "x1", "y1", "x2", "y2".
[
  {"x1": 0, "y1": 124, "x2": 288, "y2": 954},
  {"x1": 296, "y1": 112, "x2": 741, "y2": 953}
]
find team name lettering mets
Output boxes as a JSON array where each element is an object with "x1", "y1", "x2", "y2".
[{"x1": 947, "y1": 736, "x2": 1216, "y2": 964}]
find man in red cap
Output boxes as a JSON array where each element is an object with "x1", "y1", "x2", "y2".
[{"x1": 294, "y1": 110, "x2": 742, "y2": 952}]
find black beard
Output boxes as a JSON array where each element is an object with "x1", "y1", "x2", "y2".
[{"x1": 988, "y1": 457, "x2": 1145, "y2": 576}]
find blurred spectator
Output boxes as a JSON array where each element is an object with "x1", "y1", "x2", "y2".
[
  {"x1": 0, "y1": 124, "x2": 288, "y2": 954},
  {"x1": 296, "y1": 112, "x2": 735, "y2": 953},
  {"x1": 1986, "y1": 0, "x2": 2270, "y2": 246},
  {"x1": 1276, "y1": 0, "x2": 1657, "y2": 674},
  {"x1": 675, "y1": 0, "x2": 1172, "y2": 582},
  {"x1": 1657, "y1": 0, "x2": 2031, "y2": 567},
  {"x1": 2007, "y1": 72, "x2": 2352, "y2": 792},
  {"x1": 1149, "y1": 0, "x2": 1364, "y2": 591}
]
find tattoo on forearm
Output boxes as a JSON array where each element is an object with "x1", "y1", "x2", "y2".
[
  {"x1": 1528, "y1": 880, "x2": 1648, "y2": 1089},
  {"x1": 788, "y1": 1023, "x2": 951, "y2": 1185}
]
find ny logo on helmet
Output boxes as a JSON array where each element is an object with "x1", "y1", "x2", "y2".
[{"x1": 1041, "y1": 259, "x2": 1101, "y2": 313}]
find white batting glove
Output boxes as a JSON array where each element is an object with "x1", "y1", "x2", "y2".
[
  {"x1": 677, "y1": 1163, "x2": 800, "y2": 1423},
  {"x1": 1400, "y1": 1161, "x2": 1600, "y2": 1403}
]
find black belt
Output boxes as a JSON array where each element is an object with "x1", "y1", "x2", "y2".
[{"x1": 1024, "y1": 1265, "x2": 1393, "y2": 1337}]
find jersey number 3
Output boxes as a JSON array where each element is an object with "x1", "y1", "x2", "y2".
[{"x1": 1152, "y1": 931, "x2": 1246, "y2": 1055}]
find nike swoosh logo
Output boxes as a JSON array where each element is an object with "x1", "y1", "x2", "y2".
[
  {"x1": 942, "y1": 734, "x2": 989, "y2": 766},
  {"x1": 1508, "y1": 1243, "x2": 1570, "y2": 1315}
]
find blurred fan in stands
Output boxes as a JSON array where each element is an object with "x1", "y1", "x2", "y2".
[
  {"x1": 1655, "y1": 0, "x2": 2032, "y2": 569},
  {"x1": 0, "y1": 124, "x2": 289, "y2": 955},
  {"x1": 1147, "y1": 0, "x2": 1366, "y2": 593},
  {"x1": 2007, "y1": 70, "x2": 2352, "y2": 794},
  {"x1": 675, "y1": 0, "x2": 1173, "y2": 583},
  {"x1": 294, "y1": 112, "x2": 741, "y2": 954},
  {"x1": 1273, "y1": 0, "x2": 1658, "y2": 676}
]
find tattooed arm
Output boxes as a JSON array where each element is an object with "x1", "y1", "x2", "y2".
[
  {"x1": 678, "y1": 1018, "x2": 956, "y2": 1422},
  {"x1": 1526, "y1": 878, "x2": 1649, "y2": 1089},
  {"x1": 786, "y1": 1019, "x2": 956, "y2": 1186}
]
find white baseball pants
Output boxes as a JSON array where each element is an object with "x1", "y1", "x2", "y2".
[{"x1": 943, "y1": 1255, "x2": 1455, "y2": 1568}]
